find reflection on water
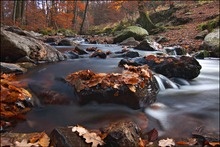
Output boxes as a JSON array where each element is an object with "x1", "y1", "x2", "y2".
[{"x1": 14, "y1": 44, "x2": 219, "y2": 140}]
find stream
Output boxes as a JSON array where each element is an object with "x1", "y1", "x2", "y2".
[{"x1": 12, "y1": 43, "x2": 219, "y2": 140}]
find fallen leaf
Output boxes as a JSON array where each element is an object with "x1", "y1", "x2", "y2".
[
  {"x1": 176, "y1": 141, "x2": 189, "y2": 145},
  {"x1": 83, "y1": 132, "x2": 105, "y2": 147},
  {"x1": 127, "y1": 85, "x2": 136, "y2": 93},
  {"x1": 147, "y1": 128, "x2": 158, "y2": 142},
  {"x1": 158, "y1": 138, "x2": 175, "y2": 147},
  {"x1": 209, "y1": 142, "x2": 220, "y2": 146},
  {"x1": 72, "y1": 125, "x2": 88, "y2": 136},
  {"x1": 15, "y1": 139, "x2": 39, "y2": 147},
  {"x1": 37, "y1": 133, "x2": 50, "y2": 147}
]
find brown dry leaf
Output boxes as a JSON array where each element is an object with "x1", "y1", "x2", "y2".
[
  {"x1": 37, "y1": 133, "x2": 50, "y2": 147},
  {"x1": 140, "y1": 81, "x2": 145, "y2": 89},
  {"x1": 29, "y1": 132, "x2": 45, "y2": 143},
  {"x1": 114, "y1": 91, "x2": 119, "y2": 96},
  {"x1": 176, "y1": 141, "x2": 189, "y2": 145},
  {"x1": 209, "y1": 142, "x2": 220, "y2": 146},
  {"x1": 72, "y1": 125, "x2": 105, "y2": 147},
  {"x1": 15, "y1": 139, "x2": 39, "y2": 147},
  {"x1": 83, "y1": 132, "x2": 105, "y2": 147},
  {"x1": 188, "y1": 138, "x2": 197, "y2": 146},
  {"x1": 72, "y1": 125, "x2": 88, "y2": 136},
  {"x1": 124, "y1": 77, "x2": 140, "y2": 85},
  {"x1": 158, "y1": 138, "x2": 175, "y2": 147},
  {"x1": 139, "y1": 138, "x2": 147, "y2": 147},
  {"x1": 127, "y1": 85, "x2": 136, "y2": 93},
  {"x1": 147, "y1": 128, "x2": 158, "y2": 142},
  {"x1": 145, "y1": 55, "x2": 156, "y2": 60}
]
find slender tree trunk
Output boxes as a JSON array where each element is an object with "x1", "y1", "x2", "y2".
[
  {"x1": 16, "y1": 0, "x2": 21, "y2": 21},
  {"x1": 21, "y1": 0, "x2": 26, "y2": 25},
  {"x1": 72, "y1": 0, "x2": 78, "y2": 30},
  {"x1": 13, "y1": 0, "x2": 17, "y2": 24},
  {"x1": 79, "y1": 0, "x2": 89, "y2": 34}
]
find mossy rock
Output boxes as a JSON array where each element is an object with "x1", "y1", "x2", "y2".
[
  {"x1": 202, "y1": 28, "x2": 220, "y2": 57},
  {"x1": 113, "y1": 26, "x2": 148, "y2": 43}
]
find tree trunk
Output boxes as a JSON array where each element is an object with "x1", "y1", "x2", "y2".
[
  {"x1": 72, "y1": 0, "x2": 78, "y2": 30},
  {"x1": 21, "y1": 0, "x2": 26, "y2": 25},
  {"x1": 16, "y1": 0, "x2": 21, "y2": 21},
  {"x1": 136, "y1": 0, "x2": 157, "y2": 34},
  {"x1": 79, "y1": 0, "x2": 89, "y2": 34},
  {"x1": 13, "y1": 0, "x2": 17, "y2": 24}
]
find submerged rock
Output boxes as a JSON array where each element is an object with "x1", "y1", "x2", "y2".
[
  {"x1": 65, "y1": 65, "x2": 159, "y2": 109},
  {"x1": 119, "y1": 55, "x2": 202, "y2": 80}
]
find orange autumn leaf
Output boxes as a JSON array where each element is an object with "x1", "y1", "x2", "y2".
[{"x1": 176, "y1": 141, "x2": 189, "y2": 145}]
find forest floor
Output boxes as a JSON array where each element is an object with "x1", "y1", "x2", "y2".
[{"x1": 154, "y1": 1, "x2": 219, "y2": 52}]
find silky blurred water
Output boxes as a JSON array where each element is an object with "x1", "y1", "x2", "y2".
[{"x1": 13, "y1": 44, "x2": 219, "y2": 140}]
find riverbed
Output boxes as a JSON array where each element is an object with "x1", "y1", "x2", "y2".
[{"x1": 12, "y1": 44, "x2": 219, "y2": 140}]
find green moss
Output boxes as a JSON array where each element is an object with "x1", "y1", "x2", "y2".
[{"x1": 196, "y1": 16, "x2": 220, "y2": 31}]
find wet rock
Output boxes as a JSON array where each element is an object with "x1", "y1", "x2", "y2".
[
  {"x1": 114, "y1": 26, "x2": 148, "y2": 43},
  {"x1": 192, "y1": 50, "x2": 210, "y2": 59},
  {"x1": 195, "y1": 29, "x2": 209, "y2": 39},
  {"x1": 103, "y1": 121, "x2": 141, "y2": 147},
  {"x1": 119, "y1": 37, "x2": 140, "y2": 47},
  {"x1": 17, "y1": 62, "x2": 37, "y2": 69},
  {"x1": 119, "y1": 55, "x2": 201, "y2": 80},
  {"x1": 44, "y1": 37, "x2": 58, "y2": 43},
  {"x1": 58, "y1": 38, "x2": 77, "y2": 46},
  {"x1": 65, "y1": 65, "x2": 159, "y2": 109},
  {"x1": 64, "y1": 51, "x2": 79, "y2": 59},
  {"x1": 0, "y1": 27, "x2": 64, "y2": 63},
  {"x1": 90, "y1": 50, "x2": 107, "y2": 59},
  {"x1": 50, "y1": 127, "x2": 90, "y2": 147},
  {"x1": 134, "y1": 39, "x2": 160, "y2": 51},
  {"x1": 164, "y1": 45, "x2": 186, "y2": 55},
  {"x1": 74, "y1": 46, "x2": 88, "y2": 55},
  {"x1": 0, "y1": 62, "x2": 27, "y2": 74},
  {"x1": 123, "y1": 51, "x2": 139, "y2": 58}
]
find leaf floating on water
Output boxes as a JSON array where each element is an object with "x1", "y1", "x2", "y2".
[
  {"x1": 158, "y1": 138, "x2": 175, "y2": 147},
  {"x1": 72, "y1": 125, "x2": 105, "y2": 147}
]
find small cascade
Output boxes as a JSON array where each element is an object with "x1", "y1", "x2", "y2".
[{"x1": 154, "y1": 74, "x2": 179, "y2": 91}]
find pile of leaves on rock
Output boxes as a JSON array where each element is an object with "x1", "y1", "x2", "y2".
[
  {"x1": 0, "y1": 74, "x2": 32, "y2": 131},
  {"x1": 65, "y1": 64, "x2": 153, "y2": 93}
]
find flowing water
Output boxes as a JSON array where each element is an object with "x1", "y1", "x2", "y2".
[{"x1": 12, "y1": 44, "x2": 219, "y2": 140}]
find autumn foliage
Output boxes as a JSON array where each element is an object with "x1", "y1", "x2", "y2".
[{"x1": 0, "y1": 74, "x2": 32, "y2": 130}]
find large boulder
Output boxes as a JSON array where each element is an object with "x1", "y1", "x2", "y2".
[
  {"x1": 201, "y1": 28, "x2": 219, "y2": 57},
  {"x1": 65, "y1": 65, "x2": 159, "y2": 109},
  {"x1": 119, "y1": 37, "x2": 140, "y2": 47},
  {"x1": 119, "y1": 55, "x2": 202, "y2": 80},
  {"x1": 113, "y1": 26, "x2": 148, "y2": 43},
  {"x1": 0, "y1": 27, "x2": 64, "y2": 63}
]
